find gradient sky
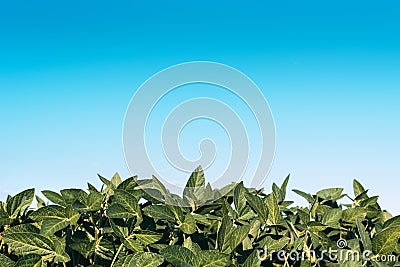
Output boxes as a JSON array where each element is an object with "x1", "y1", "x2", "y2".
[{"x1": 1, "y1": 1, "x2": 399, "y2": 213}]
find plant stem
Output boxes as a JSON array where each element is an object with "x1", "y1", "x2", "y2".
[{"x1": 110, "y1": 244, "x2": 124, "y2": 267}]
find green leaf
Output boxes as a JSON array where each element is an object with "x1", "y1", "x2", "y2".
[
  {"x1": 107, "y1": 203, "x2": 134, "y2": 218},
  {"x1": 280, "y1": 174, "x2": 290, "y2": 200},
  {"x1": 14, "y1": 254, "x2": 45, "y2": 267},
  {"x1": 316, "y1": 188, "x2": 344, "y2": 201},
  {"x1": 193, "y1": 250, "x2": 230, "y2": 267},
  {"x1": 111, "y1": 172, "x2": 123, "y2": 188},
  {"x1": 0, "y1": 254, "x2": 14, "y2": 267},
  {"x1": 2, "y1": 232, "x2": 70, "y2": 262},
  {"x1": 109, "y1": 218, "x2": 129, "y2": 238},
  {"x1": 115, "y1": 252, "x2": 164, "y2": 267},
  {"x1": 40, "y1": 218, "x2": 70, "y2": 236},
  {"x1": 356, "y1": 218, "x2": 372, "y2": 251},
  {"x1": 122, "y1": 238, "x2": 143, "y2": 252},
  {"x1": 73, "y1": 191, "x2": 104, "y2": 212},
  {"x1": 229, "y1": 225, "x2": 250, "y2": 252},
  {"x1": 114, "y1": 189, "x2": 142, "y2": 218},
  {"x1": 293, "y1": 189, "x2": 314, "y2": 204},
  {"x1": 233, "y1": 182, "x2": 247, "y2": 213},
  {"x1": 308, "y1": 221, "x2": 328, "y2": 232},
  {"x1": 4, "y1": 224, "x2": 40, "y2": 234},
  {"x1": 353, "y1": 179, "x2": 366, "y2": 198},
  {"x1": 133, "y1": 252, "x2": 164, "y2": 267},
  {"x1": 30, "y1": 205, "x2": 79, "y2": 235},
  {"x1": 245, "y1": 192, "x2": 268, "y2": 224},
  {"x1": 143, "y1": 205, "x2": 175, "y2": 222},
  {"x1": 259, "y1": 236, "x2": 290, "y2": 251},
  {"x1": 217, "y1": 215, "x2": 233, "y2": 253},
  {"x1": 35, "y1": 196, "x2": 46, "y2": 209},
  {"x1": 244, "y1": 250, "x2": 262, "y2": 267},
  {"x1": 342, "y1": 207, "x2": 367, "y2": 223},
  {"x1": 3, "y1": 232, "x2": 55, "y2": 255},
  {"x1": 359, "y1": 196, "x2": 379, "y2": 208},
  {"x1": 160, "y1": 245, "x2": 195, "y2": 266},
  {"x1": 0, "y1": 203, "x2": 12, "y2": 225},
  {"x1": 69, "y1": 240, "x2": 95, "y2": 258},
  {"x1": 6, "y1": 189, "x2": 35, "y2": 219},
  {"x1": 30, "y1": 205, "x2": 66, "y2": 221},
  {"x1": 217, "y1": 216, "x2": 249, "y2": 254},
  {"x1": 183, "y1": 166, "x2": 206, "y2": 208},
  {"x1": 185, "y1": 166, "x2": 205, "y2": 189},
  {"x1": 133, "y1": 230, "x2": 163, "y2": 246},
  {"x1": 383, "y1": 215, "x2": 400, "y2": 229},
  {"x1": 60, "y1": 188, "x2": 88, "y2": 205},
  {"x1": 183, "y1": 236, "x2": 201, "y2": 255},
  {"x1": 266, "y1": 193, "x2": 282, "y2": 225},
  {"x1": 321, "y1": 208, "x2": 342, "y2": 227},
  {"x1": 107, "y1": 189, "x2": 142, "y2": 222},
  {"x1": 41, "y1": 190, "x2": 66, "y2": 206},
  {"x1": 372, "y1": 226, "x2": 400, "y2": 255},
  {"x1": 178, "y1": 213, "x2": 197, "y2": 234},
  {"x1": 272, "y1": 183, "x2": 284, "y2": 203}
]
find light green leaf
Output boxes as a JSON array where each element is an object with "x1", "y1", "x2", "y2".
[
  {"x1": 160, "y1": 245, "x2": 195, "y2": 266},
  {"x1": 316, "y1": 188, "x2": 344, "y2": 201},
  {"x1": 178, "y1": 213, "x2": 197, "y2": 234},
  {"x1": 342, "y1": 207, "x2": 367, "y2": 223},
  {"x1": 233, "y1": 182, "x2": 247, "y2": 213},
  {"x1": 183, "y1": 236, "x2": 201, "y2": 255},
  {"x1": 293, "y1": 189, "x2": 314, "y2": 204},
  {"x1": 133, "y1": 230, "x2": 162, "y2": 246},
  {"x1": 113, "y1": 189, "x2": 142, "y2": 218},
  {"x1": 217, "y1": 216, "x2": 249, "y2": 254},
  {"x1": 6, "y1": 189, "x2": 35, "y2": 219},
  {"x1": 244, "y1": 249, "x2": 261, "y2": 267},
  {"x1": 2, "y1": 232, "x2": 69, "y2": 262},
  {"x1": 60, "y1": 189, "x2": 88, "y2": 206},
  {"x1": 30, "y1": 205, "x2": 66, "y2": 221},
  {"x1": 185, "y1": 166, "x2": 205, "y2": 189},
  {"x1": 383, "y1": 215, "x2": 400, "y2": 229},
  {"x1": 193, "y1": 250, "x2": 230, "y2": 267},
  {"x1": 115, "y1": 252, "x2": 164, "y2": 267},
  {"x1": 353, "y1": 179, "x2": 366, "y2": 198},
  {"x1": 245, "y1": 192, "x2": 268, "y2": 224},
  {"x1": 356, "y1": 218, "x2": 372, "y2": 251},
  {"x1": 143, "y1": 205, "x2": 175, "y2": 222},
  {"x1": 0, "y1": 254, "x2": 14, "y2": 267},
  {"x1": 40, "y1": 218, "x2": 70, "y2": 236},
  {"x1": 372, "y1": 226, "x2": 400, "y2": 255},
  {"x1": 280, "y1": 174, "x2": 290, "y2": 200},
  {"x1": 122, "y1": 238, "x2": 143, "y2": 252},
  {"x1": 41, "y1": 190, "x2": 66, "y2": 206},
  {"x1": 322, "y1": 208, "x2": 342, "y2": 227},
  {"x1": 266, "y1": 193, "x2": 282, "y2": 225},
  {"x1": 260, "y1": 236, "x2": 290, "y2": 251},
  {"x1": 15, "y1": 254, "x2": 45, "y2": 267}
]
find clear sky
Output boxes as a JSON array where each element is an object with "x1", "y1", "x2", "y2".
[{"x1": 1, "y1": 1, "x2": 399, "y2": 213}]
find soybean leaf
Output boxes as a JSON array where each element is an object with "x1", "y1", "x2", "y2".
[
  {"x1": 266, "y1": 193, "x2": 282, "y2": 225},
  {"x1": 193, "y1": 250, "x2": 230, "y2": 267},
  {"x1": 372, "y1": 226, "x2": 400, "y2": 255},
  {"x1": 356, "y1": 218, "x2": 372, "y2": 251},
  {"x1": 160, "y1": 245, "x2": 195, "y2": 266},
  {"x1": 0, "y1": 254, "x2": 14, "y2": 267}
]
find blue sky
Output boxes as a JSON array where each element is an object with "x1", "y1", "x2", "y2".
[{"x1": 1, "y1": 1, "x2": 399, "y2": 213}]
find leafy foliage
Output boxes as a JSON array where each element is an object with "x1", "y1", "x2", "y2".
[{"x1": 0, "y1": 168, "x2": 399, "y2": 266}]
